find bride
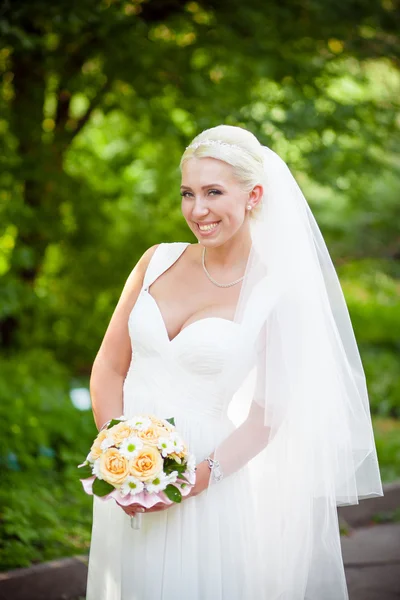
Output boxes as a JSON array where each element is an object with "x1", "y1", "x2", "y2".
[{"x1": 86, "y1": 124, "x2": 383, "y2": 600}]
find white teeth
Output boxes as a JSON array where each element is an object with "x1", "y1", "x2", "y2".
[{"x1": 198, "y1": 222, "x2": 219, "y2": 231}]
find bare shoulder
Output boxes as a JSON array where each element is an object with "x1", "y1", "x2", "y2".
[
  {"x1": 134, "y1": 241, "x2": 196, "y2": 281},
  {"x1": 121, "y1": 243, "x2": 160, "y2": 295},
  {"x1": 136, "y1": 243, "x2": 161, "y2": 275},
  {"x1": 135, "y1": 241, "x2": 193, "y2": 276}
]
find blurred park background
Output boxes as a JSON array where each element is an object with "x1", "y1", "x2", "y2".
[{"x1": 0, "y1": 0, "x2": 399, "y2": 573}]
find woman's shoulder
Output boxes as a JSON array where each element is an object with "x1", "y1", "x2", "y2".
[
  {"x1": 161, "y1": 240, "x2": 193, "y2": 249},
  {"x1": 146, "y1": 241, "x2": 193, "y2": 250},
  {"x1": 136, "y1": 244, "x2": 160, "y2": 271},
  {"x1": 149, "y1": 241, "x2": 194, "y2": 258},
  {"x1": 139, "y1": 241, "x2": 193, "y2": 270}
]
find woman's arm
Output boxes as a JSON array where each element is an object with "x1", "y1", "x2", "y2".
[
  {"x1": 209, "y1": 400, "x2": 271, "y2": 479},
  {"x1": 190, "y1": 402, "x2": 271, "y2": 495},
  {"x1": 90, "y1": 244, "x2": 159, "y2": 431},
  {"x1": 194, "y1": 333, "x2": 272, "y2": 493}
]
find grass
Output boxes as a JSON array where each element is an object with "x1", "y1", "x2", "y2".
[{"x1": 372, "y1": 416, "x2": 400, "y2": 483}]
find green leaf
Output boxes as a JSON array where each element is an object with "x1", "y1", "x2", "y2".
[
  {"x1": 77, "y1": 463, "x2": 93, "y2": 479},
  {"x1": 165, "y1": 417, "x2": 175, "y2": 427},
  {"x1": 107, "y1": 419, "x2": 122, "y2": 429},
  {"x1": 164, "y1": 484, "x2": 182, "y2": 503},
  {"x1": 164, "y1": 461, "x2": 186, "y2": 475},
  {"x1": 164, "y1": 457, "x2": 183, "y2": 468},
  {"x1": 92, "y1": 478, "x2": 114, "y2": 497},
  {"x1": 176, "y1": 465, "x2": 187, "y2": 474}
]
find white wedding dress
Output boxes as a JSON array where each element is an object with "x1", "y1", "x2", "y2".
[{"x1": 86, "y1": 242, "x2": 266, "y2": 600}]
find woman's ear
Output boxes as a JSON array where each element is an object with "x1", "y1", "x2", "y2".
[{"x1": 248, "y1": 184, "x2": 263, "y2": 210}]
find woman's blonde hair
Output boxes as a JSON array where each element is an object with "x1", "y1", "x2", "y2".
[{"x1": 179, "y1": 125, "x2": 265, "y2": 219}]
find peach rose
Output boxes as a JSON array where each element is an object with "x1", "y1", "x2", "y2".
[
  {"x1": 89, "y1": 429, "x2": 109, "y2": 460},
  {"x1": 149, "y1": 415, "x2": 175, "y2": 432},
  {"x1": 129, "y1": 445, "x2": 163, "y2": 482},
  {"x1": 99, "y1": 448, "x2": 130, "y2": 486},
  {"x1": 136, "y1": 425, "x2": 164, "y2": 447},
  {"x1": 112, "y1": 422, "x2": 135, "y2": 446}
]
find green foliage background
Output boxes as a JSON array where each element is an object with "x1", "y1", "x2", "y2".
[{"x1": 0, "y1": 0, "x2": 399, "y2": 570}]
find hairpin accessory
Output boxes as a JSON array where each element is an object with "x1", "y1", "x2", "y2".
[{"x1": 186, "y1": 139, "x2": 245, "y2": 153}]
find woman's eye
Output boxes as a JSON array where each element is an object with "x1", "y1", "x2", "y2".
[{"x1": 180, "y1": 189, "x2": 222, "y2": 197}]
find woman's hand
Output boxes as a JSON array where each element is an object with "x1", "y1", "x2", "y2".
[
  {"x1": 119, "y1": 460, "x2": 211, "y2": 516},
  {"x1": 186, "y1": 459, "x2": 211, "y2": 498},
  {"x1": 119, "y1": 502, "x2": 170, "y2": 516}
]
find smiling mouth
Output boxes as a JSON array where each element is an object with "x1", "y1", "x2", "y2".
[{"x1": 196, "y1": 221, "x2": 221, "y2": 232}]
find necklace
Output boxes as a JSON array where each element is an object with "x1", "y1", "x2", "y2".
[{"x1": 202, "y1": 246, "x2": 245, "y2": 288}]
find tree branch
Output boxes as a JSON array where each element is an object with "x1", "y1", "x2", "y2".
[{"x1": 73, "y1": 78, "x2": 112, "y2": 138}]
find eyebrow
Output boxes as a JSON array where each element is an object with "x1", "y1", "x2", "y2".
[{"x1": 180, "y1": 183, "x2": 225, "y2": 190}]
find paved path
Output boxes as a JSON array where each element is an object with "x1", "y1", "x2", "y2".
[
  {"x1": 0, "y1": 522, "x2": 399, "y2": 599},
  {"x1": 342, "y1": 522, "x2": 400, "y2": 600}
]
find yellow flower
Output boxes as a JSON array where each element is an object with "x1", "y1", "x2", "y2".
[
  {"x1": 89, "y1": 429, "x2": 109, "y2": 460},
  {"x1": 136, "y1": 425, "x2": 164, "y2": 447},
  {"x1": 169, "y1": 453, "x2": 182, "y2": 463},
  {"x1": 129, "y1": 445, "x2": 163, "y2": 482},
  {"x1": 179, "y1": 442, "x2": 188, "y2": 458},
  {"x1": 111, "y1": 422, "x2": 135, "y2": 446},
  {"x1": 148, "y1": 415, "x2": 175, "y2": 432},
  {"x1": 99, "y1": 448, "x2": 130, "y2": 486},
  {"x1": 172, "y1": 441, "x2": 188, "y2": 460}
]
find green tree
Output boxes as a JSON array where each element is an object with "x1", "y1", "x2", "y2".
[
  {"x1": 0, "y1": 0, "x2": 399, "y2": 570},
  {"x1": 1, "y1": 0, "x2": 399, "y2": 363}
]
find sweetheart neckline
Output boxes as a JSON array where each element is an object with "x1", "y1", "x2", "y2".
[{"x1": 142, "y1": 288, "x2": 238, "y2": 344}]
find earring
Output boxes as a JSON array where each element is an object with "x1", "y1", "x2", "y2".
[{"x1": 246, "y1": 204, "x2": 252, "y2": 210}]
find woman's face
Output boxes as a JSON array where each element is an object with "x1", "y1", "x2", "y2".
[{"x1": 180, "y1": 157, "x2": 260, "y2": 246}]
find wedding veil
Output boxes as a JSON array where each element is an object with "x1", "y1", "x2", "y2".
[{"x1": 182, "y1": 129, "x2": 383, "y2": 599}]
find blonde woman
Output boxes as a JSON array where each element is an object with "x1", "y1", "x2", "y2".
[{"x1": 86, "y1": 125, "x2": 383, "y2": 599}]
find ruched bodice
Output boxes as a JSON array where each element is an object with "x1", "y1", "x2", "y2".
[{"x1": 123, "y1": 242, "x2": 255, "y2": 433}]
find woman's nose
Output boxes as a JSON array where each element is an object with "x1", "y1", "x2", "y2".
[{"x1": 191, "y1": 197, "x2": 209, "y2": 218}]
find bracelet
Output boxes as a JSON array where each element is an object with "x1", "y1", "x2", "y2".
[{"x1": 206, "y1": 456, "x2": 224, "y2": 483}]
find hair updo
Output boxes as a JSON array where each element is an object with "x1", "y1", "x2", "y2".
[{"x1": 179, "y1": 125, "x2": 265, "y2": 219}]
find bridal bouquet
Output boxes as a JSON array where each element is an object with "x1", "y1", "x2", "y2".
[{"x1": 78, "y1": 414, "x2": 196, "y2": 525}]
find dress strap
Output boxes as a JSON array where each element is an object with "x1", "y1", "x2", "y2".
[{"x1": 142, "y1": 242, "x2": 191, "y2": 291}]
